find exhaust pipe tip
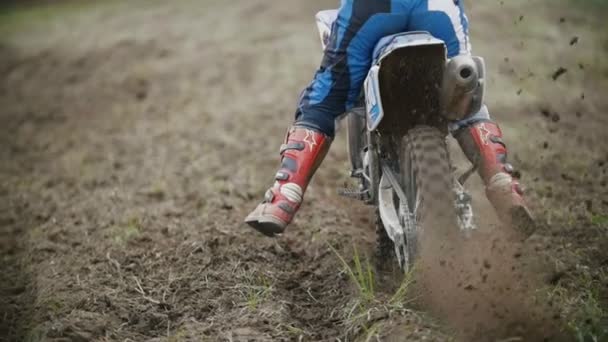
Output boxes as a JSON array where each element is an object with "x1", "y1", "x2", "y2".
[
  {"x1": 441, "y1": 55, "x2": 482, "y2": 120},
  {"x1": 459, "y1": 66, "x2": 474, "y2": 80}
]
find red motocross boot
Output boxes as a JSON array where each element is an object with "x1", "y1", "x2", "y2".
[
  {"x1": 245, "y1": 126, "x2": 331, "y2": 237},
  {"x1": 455, "y1": 121, "x2": 535, "y2": 235}
]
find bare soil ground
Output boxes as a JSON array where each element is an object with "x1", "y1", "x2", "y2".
[{"x1": 0, "y1": 0, "x2": 606, "y2": 341}]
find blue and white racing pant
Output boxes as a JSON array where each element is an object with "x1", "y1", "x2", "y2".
[{"x1": 295, "y1": 0, "x2": 491, "y2": 137}]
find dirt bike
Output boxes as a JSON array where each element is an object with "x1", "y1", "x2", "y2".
[{"x1": 316, "y1": 10, "x2": 485, "y2": 272}]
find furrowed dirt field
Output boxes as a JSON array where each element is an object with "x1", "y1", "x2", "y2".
[{"x1": 1, "y1": 0, "x2": 607, "y2": 341}]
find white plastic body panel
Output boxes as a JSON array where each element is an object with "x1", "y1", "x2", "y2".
[
  {"x1": 373, "y1": 32, "x2": 446, "y2": 65},
  {"x1": 364, "y1": 65, "x2": 383, "y2": 131}
]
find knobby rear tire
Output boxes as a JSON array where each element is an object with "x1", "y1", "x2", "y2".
[
  {"x1": 401, "y1": 126, "x2": 457, "y2": 264},
  {"x1": 375, "y1": 125, "x2": 456, "y2": 271}
]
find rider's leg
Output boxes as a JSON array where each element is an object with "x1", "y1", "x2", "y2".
[
  {"x1": 245, "y1": 0, "x2": 412, "y2": 236},
  {"x1": 295, "y1": 1, "x2": 411, "y2": 137},
  {"x1": 451, "y1": 107, "x2": 535, "y2": 229}
]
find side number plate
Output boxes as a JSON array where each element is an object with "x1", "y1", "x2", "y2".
[{"x1": 364, "y1": 65, "x2": 384, "y2": 131}]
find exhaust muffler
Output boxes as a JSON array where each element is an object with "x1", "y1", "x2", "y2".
[{"x1": 441, "y1": 55, "x2": 485, "y2": 120}]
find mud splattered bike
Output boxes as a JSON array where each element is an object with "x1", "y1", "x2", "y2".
[{"x1": 316, "y1": 10, "x2": 485, "y2": 272}]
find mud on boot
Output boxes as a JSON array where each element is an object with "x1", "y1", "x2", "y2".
[
  {"x1": 245, "y1": 126, "x2": 331, "y2": 237},
  {"x1": 455, "y1": 121, "x2": 536, "y2": 236}
]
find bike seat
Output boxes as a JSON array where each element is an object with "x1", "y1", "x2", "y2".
[{"x1": 372, "y1": 31, "x2": 445, "y2": 64}]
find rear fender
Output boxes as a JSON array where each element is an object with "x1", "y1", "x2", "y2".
[{"x1": 365, "y1": 32, "x2": 447, "y2": 132}]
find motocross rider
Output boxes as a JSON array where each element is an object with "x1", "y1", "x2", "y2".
[{"x1": 245, "y1": 0, "x2": 534, "y2": 236}]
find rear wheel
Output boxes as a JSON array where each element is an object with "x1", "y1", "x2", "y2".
[
  {"x1": 376, "y1": 126, "x2": 456, "y2": 271},
  {"x1": 401, "y1": 125, "x2": 456, "y2": 261}
]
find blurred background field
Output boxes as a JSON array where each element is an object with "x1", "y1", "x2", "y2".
[{"x1": 1, "y1": 0, "x2": 606, "y2": 341}]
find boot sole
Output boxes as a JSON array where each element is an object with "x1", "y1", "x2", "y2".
[{"x1": 245, "y1": 219, "x2": 285, "y2": 237}]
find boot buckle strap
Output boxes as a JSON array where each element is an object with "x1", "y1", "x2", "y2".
[
  {"x1": 280, "y1": 142, "x2": 305, "y2": 154},
  {"x1": 278, "y1": 202, "x2": 295, "y2": 215},
  {"x1": 275, "y1": 171, "x2": 289, "y2": 181}
]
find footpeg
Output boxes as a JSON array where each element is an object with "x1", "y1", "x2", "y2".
[{"x1": 338, "y1": 188, "x2": 369, "y2": 200}]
